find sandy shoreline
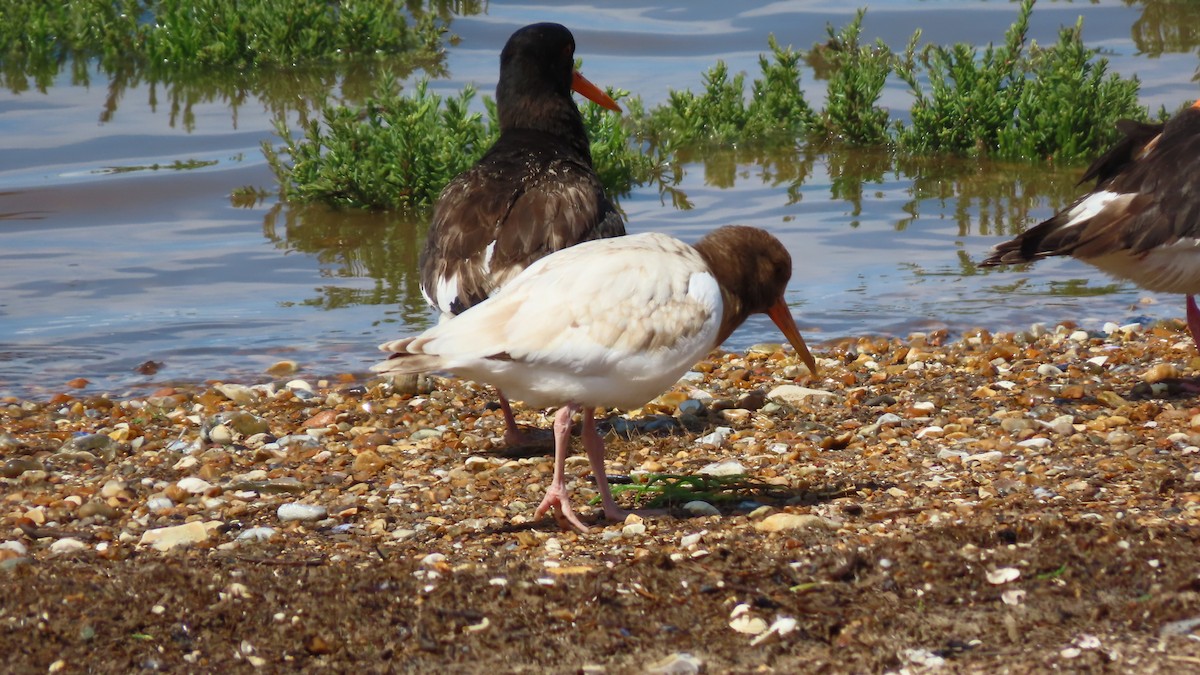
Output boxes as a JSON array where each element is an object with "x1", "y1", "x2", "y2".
[{"x1": 4, "y1": 318, "x2": 1200, "y2": 671}]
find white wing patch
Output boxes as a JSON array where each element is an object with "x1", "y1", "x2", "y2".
[
  {"x1": 481, "y1": 240, "x2": 497, "y2": 278},
  {"x1": 433, "y1": 272, "x2": 460, "y2": 316},
  {"x1": 687, "y1": 271, "x2": 721, "y2": 311},
  {"x1": 1063, "y1": 190, "x2": 1124, "y2": 228}
]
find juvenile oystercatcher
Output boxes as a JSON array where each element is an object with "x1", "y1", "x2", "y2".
[
  {"x1": 981, "y1": 102, "x2": 1200, "y2": 346},
  {"x1": 377, "y1": 226, "x2": 819, "y2": 532},
  {"x1": 419, "y1": 22, "x2": 625, "y2": 447}
]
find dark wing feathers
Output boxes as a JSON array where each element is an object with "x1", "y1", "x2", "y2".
[
  {"x1": 980, "y1": 111, "x2": 1200, "y2": 267},
  {"x1": 419, "y1": 129, "x2": 623, "y2": 315},
  {"x1": 1076, "y1": 120, "x2": 1163, "y2": 186}
]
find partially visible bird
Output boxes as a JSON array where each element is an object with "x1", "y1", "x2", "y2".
[
  {"x1": 376, "y1": 225, "x2": 819, "y2": 532},
  {"x1": 981, "y1": 102, "x2": 1200, "y2": 346},
  {"x1": 418, "y1": 22, "x2": 625, "y2": 447}
]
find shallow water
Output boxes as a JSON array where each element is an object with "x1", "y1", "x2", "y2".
[{"x1": 1, "y1": 1, "x2": 1199, "y2": 398}]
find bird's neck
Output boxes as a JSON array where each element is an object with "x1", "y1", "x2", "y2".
[
  {"x1": 693, "y1": 242, "x2": 749, "y2": 346},
  {"x1": 497, "y1": 91, "x2": 593, "y2": 159}
]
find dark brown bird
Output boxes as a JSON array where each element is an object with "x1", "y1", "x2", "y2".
[
  {"x1": 981, "y1": 101, "x2": 1200, "y2": 345},
  {"x1": 418, "y1": 23, "x2": 624, "y2": 446}
]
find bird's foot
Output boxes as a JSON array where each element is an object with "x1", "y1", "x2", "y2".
[{"x1": 534, "y1": 484, "x2": 590, "y2": 533}]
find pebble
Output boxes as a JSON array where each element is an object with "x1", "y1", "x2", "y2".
[
  {"x1": 140, "y1": 522, "x2": 216, "y2": 552},
  {"x1": 754, "y1": 513, "x2": 832, "y2": 532},
  {"x1": 1, "y1": 458, "x2": 43, "y2": 478},
  {"x1": 986, "y1": 567, "x2": 1021, "y2": 584},
  {"x1": 410, "y1": 428, "x2": 443, "y2": 441},
  {"x1": 146, "y1": 497, "x2": 175, "y2": 513},
  {"x1": 237, "y1": 527, "x2": 277, "y2": 542},
  {"x1": 645, "y1": 652, "x2": 703, "y2": 675},
  {"x1": 0, "y1": 541, "x2": 28, "y2": 556},
  {"x1": 176, "y1": 477, "x2": 213, "y2": 495},
  {"x1": 277, "y1": 503, "x2": 327, "y2": 522},
  {"x1": 50, "y1": 538, "x2": 88, "y2": 555},
  {"x1": 694, "y1": 427, "x2": 732, "y2": 447},
  {"x1": 682, "y1": 500, "x2": 720, "y2": 517},
  {"x1": 209, "y1": 424, "x2": 234, "y2": 445},
  {"x1": 767, "y1": 385, "x2": 834, "y2": 406},
  {"x1": 214, "y1": 383, "x2": 258, "y2": 404},
  {"x1": 699, "y1": 459, "x2": 744, "y2": 476}
]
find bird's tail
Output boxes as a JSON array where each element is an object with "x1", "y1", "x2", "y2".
[{"x1": 371, "y1": 337, "x2": 443, "y2": 375}]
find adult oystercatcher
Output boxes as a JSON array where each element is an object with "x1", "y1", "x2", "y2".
[
  {"x1": 377, "y1": 226, "x2": 819, "y2": 532},
  {"x1": 981, "y1": 103, "x2": 1200, "y2": 345},
  {"x1": 419, "y1": 22, "x2": 625, "y2": 447}
]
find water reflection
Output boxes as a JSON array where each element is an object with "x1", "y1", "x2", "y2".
[
  {"x1": 260, "y1": 202, "x2": 432, "y2": 326},
  {"x1": 261, "y1": 143, "x2": 1108, "y2": 320},
  {"x1": 2, "y1": 0, "x2": 1199, "y2": 397},
  {"x1": 1127, "y1": 0, "x2": 1200, "y2": 59}
]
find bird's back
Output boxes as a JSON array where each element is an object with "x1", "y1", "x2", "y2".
[{"x1": 419, "y1": 129, "x2": 624, "y2": 316}]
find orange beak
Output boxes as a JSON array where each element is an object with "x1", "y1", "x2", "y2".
[
  {"x1": 572, "y1": 71, "x2": 621, "y2": 113},
  {"x1": 766, "y1": 298, "x2": 818, "y2": 375}
]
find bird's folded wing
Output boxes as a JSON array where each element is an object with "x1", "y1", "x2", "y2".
[{"x1": 409, "y1": 234, "x2": 721, "y2": 372}]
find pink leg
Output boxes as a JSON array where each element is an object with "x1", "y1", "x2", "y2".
[
  {"x1": 580, "y1": 408, "x2": 628, "y2": 523},
  {"x1": 1188, "y1": 295, "x2": 1200, "y2": 347},
  {"x1": 580, "y1": 411, "x2": 670, "y2": 524},
  {"x1": 533, "y1": 404, "x2": 590, "y2": 532}
]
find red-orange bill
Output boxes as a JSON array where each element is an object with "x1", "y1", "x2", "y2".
[
  {"x1": 766, "y1": 298, "x2": 818, "y2": 375},
  {"x1": 572, "y1": 71, "x2": 621, "y2": 112}
]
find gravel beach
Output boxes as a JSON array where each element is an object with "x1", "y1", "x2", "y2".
[{"x1": 3, "y1": 319, "x2": 1200, "y2": 673}]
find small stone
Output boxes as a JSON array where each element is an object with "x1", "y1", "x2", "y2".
[
  {"x1": 266, "y1": 360, "x2": 299, "y2": 376},
  {"x1": 682, "y1": 500, "x2": 720, "y2": 517},
  {"x1": 224, "y1": 411, "x2": 270, "y2": 436},
  {"x1": 986, "y1": 567, "x2": 1020, "y2": 584},
  {"x1": 177, "y1": 477, "x2": 213, "y2": 495},
  {"x1": 622, "y1": 522, "x2": 647, "y2": 537},
  {"x1": 141, "y1": 522, "x2": 216, "y2": 552},
  {"x1": 694, "y1": 427, "x2": 732, "y2": 447},
  {"x1": 50, "y1": 538, "x2": 88, "y2": 555},
  {"x1": 59, "y1": 433, "x2": 112, "y2": 454},
  {"x1": 78, "y1": 501, "x2": 118, "y2": 519},
  {"x1": 277, "y1": 503, "x2": 327, "y2": 522},
  {"x1": 728, "y1": 604, "x2": 768, "y2": 635},
  {"x1": 213, "y1": 383, "x2": 258, "y2": 405},
  {"x1": 1036, "y1": 364, "x2": 1063, "y2": 377},
  {"x1": 719, "y1": 408, "x2": 751, "y2": 424},
  {"x1": 208, "y1": 424, "x2": 233, "y2": 445},
  {"x1": 1001, "y1": 589, "x2": 1026, "y2": 605},
  {"x1": 699, "y1": 459, "x2": 744, "y2": 476},
  {"x1": 410, "y1": 428, "x2": 443, "y2": 441},
  {"x1": 645, "y1": 652, "x2": 703, "y2": 675},
  {"x1": 1, "y1": 458, "x2": 43, "y2": 478},
  {"x1": 754, "y1": 513, "x2": 832, "y2": 532},
  {"x1": 352, "y1": 450, "x2": 387, "y2": 476},
  {"x1": 237, "y1": 527, "x2": 277, "y2": 542},
  {"x1": 1143, "y1": 363, "x2": 1182, "y2": 383},
  {"x1": 767, "y1": 385, "x2": 834, "y2": 406},
  {"x1": 99, "y1": 480, "x2": 127, "y2": 499},
  {"x1": 0, "y1": 541, "x2": 28, "y2": 556},
  {"x1": 146, "y1": 496, "x2": 175, "y2": 513}
]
